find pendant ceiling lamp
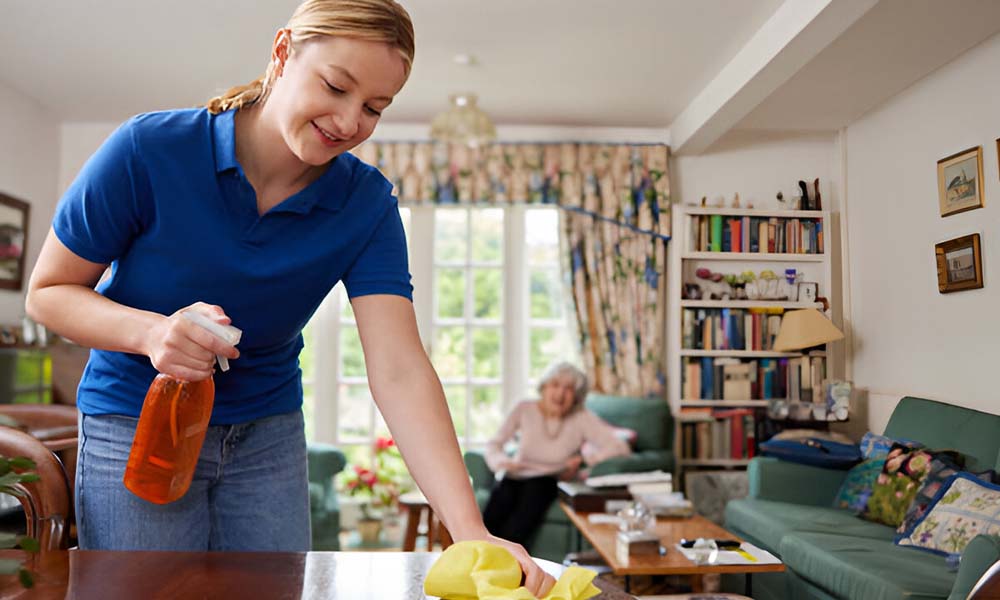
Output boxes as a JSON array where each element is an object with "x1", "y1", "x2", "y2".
[{"x1": 430, "y1": 92, "x2": 496, "y2": 148}]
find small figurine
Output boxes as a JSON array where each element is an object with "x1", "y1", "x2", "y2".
[
  {"x1": 798, "y1": 180, "x2": 810, "y2": 210},
  {"x1": 732, "y1": 193, "x2": 741, "y2": 208},
  {"x1": 813, "y1": 178, "x2": 822, "y2": 210}
]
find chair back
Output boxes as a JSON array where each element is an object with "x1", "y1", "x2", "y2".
[{"x1": 0, "y1": 426, "x2": 73, "y2": 550}]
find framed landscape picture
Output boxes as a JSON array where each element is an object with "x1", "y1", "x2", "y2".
[
  {"x1": 937, "y1": 146, "x2": 984, "y2": 217},
  {"x1": 935, "y1": 233, "x2": 983, "y2": 293},
  {"x1": 0, "y1": 192, "x2": 29, "y2": 290}
]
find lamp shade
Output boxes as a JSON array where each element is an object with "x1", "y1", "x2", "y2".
[
  {"x1": 429, "y1": 93, "x2": 496, "y2": 148},
  {"x1": 772, "y1": 309, "x2": 844, "y2": 352}
]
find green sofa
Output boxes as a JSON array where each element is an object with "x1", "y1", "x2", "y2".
[
  {"x1": 465, "y1": 393, "x2": 674, "y2": 562},
  {"x1": 307, "y1": 443, "x2": 347, "y2": 550},
  {"x1": 724, "y1": 396, "x2": 1000, "y2": 600}
]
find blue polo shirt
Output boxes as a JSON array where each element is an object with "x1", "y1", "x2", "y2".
[{"x1": 53, "y1": 108, "x2": 412, "y2": 424}]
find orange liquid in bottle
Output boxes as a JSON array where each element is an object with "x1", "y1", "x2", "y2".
[{"x1": 124, "y1": 374, "x2": 215, "y2": 504}]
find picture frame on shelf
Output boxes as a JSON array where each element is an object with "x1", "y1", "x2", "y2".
[
  {"x1": 0, "y1": 192, "x2": 30, "y2": 291},
  {"x1": 797, "y1": 282, "x2": 818, "y2": 303},
  {"x1": 935, "y1": 233, "x2": 983, "y2": 293},
  {"x1": 937, "y1": 146, "x2": 984, "y2": 217}
]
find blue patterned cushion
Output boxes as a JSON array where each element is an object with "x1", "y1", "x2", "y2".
[
  {"x1": 833, "y1": 458, "x2": 886, "y2": 513},
  {"x1": 860, "y1": 431, "x2": 922, "y2": 460},
  {"x1": 896, "y1": 472, "x2": 1000, "y2": 556}
]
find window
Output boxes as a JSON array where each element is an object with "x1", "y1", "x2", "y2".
[{"x1": 301, "y1": 206, "x2": 577, "y2": 462}]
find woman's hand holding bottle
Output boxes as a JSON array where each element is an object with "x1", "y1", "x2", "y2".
[{"x1": 144, "y1": 302, "x2": 240, "y2": 381}]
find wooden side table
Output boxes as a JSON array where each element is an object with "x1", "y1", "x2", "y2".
[{"x1": 399, "y1": 492, "x2": 452, "y2": 552}]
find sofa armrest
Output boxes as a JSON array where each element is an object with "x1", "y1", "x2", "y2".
[
  {"x1": 587, "y1": 450, "x2": 673, "y2": 477},
  {"x1": 307, "y1": 443, "x2": 347, "y2": 482},
  {"x1": 464, "y1": 450, "x2": 495, "y2": 492},
  {"x1": 747, "y1": 456, "x2": 847, "y2": 506},
  {"x1": 948, "y1": 534, "x2": 1000, "y2": 600}
]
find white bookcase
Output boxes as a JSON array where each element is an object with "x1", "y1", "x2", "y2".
[{"x1": 667, "y1": 204, "x2": 835, "y2": 476}]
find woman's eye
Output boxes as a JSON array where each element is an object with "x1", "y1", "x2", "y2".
[
  {"x1": 326, "y1": 82, "x2": 345, "y2": 94},
  {"x1": 365, "y1": 106, "x2": 382, "y2": 117}
]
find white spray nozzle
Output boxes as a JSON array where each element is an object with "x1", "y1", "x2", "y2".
[{"x1": 181, "y1": 311, "x2": 242, "y2": 372}]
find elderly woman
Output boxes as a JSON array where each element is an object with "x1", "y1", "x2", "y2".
[{"x1": 482, "y1": 362, "x2": 631, "y2": 545}]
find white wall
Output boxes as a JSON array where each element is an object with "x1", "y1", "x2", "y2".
[
  {"x1": 0, "y1": 82, "x2": 60, "y2": 323},
  {"x1": 672, "y1": 129, "x2": 839, "y2": 213},
  {"x1": 845, "y1": 32, "x2": 1000, "y2": 432}
]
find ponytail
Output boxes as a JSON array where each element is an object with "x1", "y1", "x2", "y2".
[{"x1": 206, "y1": 78, "x2": 266, "y2": 115}]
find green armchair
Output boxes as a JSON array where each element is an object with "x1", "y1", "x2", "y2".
[
  {"x1": 465, "y1": 393, "x2": 674, "y2": 562},
  {"x1": 307, "y1": 443, "x2": 347, "y2": 551}
]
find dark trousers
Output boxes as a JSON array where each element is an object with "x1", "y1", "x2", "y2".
[{"x1": 482, "y1": 475, "x2": 559, "y2": 546}]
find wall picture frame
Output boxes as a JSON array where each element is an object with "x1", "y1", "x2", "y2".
[
  {"x1": 0, "y1": 192, "x2": 30, "y2": 291},
  {"x1": 937, "y1": 146, "x2": 985, "y2": 217},
  {"x1": 935, "y1": 233, "x2": 983, "y2": 293}
]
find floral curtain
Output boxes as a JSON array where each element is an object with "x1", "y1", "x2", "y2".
[{"x1": 351, "y1": 141, "x2": 670, "y2": 396}]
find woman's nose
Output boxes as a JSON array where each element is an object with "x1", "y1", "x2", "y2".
[{"x1": 331, "y1": 109, "x2": 359, "y2": 139}]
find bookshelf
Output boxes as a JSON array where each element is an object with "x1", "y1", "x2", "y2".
[{"x1": 667, "y1": 204, "x2": 836, "y2": 487}]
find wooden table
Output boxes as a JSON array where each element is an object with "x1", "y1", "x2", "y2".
[
  {"x1": 560, "y1": 502, "x2": 784, "y2": 594},
  {"x1": 1, "y1": 549, "x2": 635, "y2": 599},
  {"x1": 399, "y1": 491, "x2": 453, "y2": 552}
]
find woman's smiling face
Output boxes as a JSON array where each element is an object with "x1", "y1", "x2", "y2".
[{"x1": 265, "y1": 33, "x2": 408, "y2": 166}]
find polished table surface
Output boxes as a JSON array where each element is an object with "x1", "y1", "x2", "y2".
[{"x1": 2, "y1": 549, "x2": 634, "y2": 599}]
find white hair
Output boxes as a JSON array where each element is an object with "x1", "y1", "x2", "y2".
[{"x1": 537, "y1": 362, "x2": 589, "y2": 410}]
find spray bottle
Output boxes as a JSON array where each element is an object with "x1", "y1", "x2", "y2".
[{"x1": 124, "y1": 310, "x2": 242, "y2": 504}]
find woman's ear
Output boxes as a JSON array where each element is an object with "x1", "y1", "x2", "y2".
[{"x1": 270, "y1": 28, "x2": 292, "y2": 77}]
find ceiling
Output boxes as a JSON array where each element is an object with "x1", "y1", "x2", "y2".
[
  {"x1": 0, "y1": 0, "x2": 782, "y2": 127},
  {"x1": 2, "y1": 0, "x2": 999, "y2": 151}
]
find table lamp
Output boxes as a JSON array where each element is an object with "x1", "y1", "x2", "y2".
[
  {"x1": 771, "y1": 309, "x2": 846, "y2": 419},
  {"x1": 772, "y1": 309, "x2": 844, "y2": 352}
]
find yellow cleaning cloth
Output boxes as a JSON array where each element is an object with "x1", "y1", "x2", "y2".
[{"x1": 423, "y1": 541, "x2": 601, "y2": 600}]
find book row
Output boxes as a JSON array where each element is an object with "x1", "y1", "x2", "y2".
[
  {"x1": 689, "y1": 215, "x2": 824, "y2": 255},
  {"x1": 682, "y1": 308, "x2": 784, "y2": 351},
  {"x1": 681, "y1": 355, "x2": 826, "y2": 402}
]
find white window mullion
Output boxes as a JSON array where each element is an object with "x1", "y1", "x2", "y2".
[
  {"x1": 464, "y1": 208, "x2": 474, "y2": 448},
  {"x1": 314, "y1": 289, "x2": 339, "y2": 444},
  {"x1": 505, "y1": 205, "x2": 527, "y2": 412},
  {"x1": 410, "y1": 206, "x2": 435, "y2": 350}
]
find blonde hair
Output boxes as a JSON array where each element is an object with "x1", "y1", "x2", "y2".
[{"x1": 206, "y1": 0, "x2": 414, "y2": 114}]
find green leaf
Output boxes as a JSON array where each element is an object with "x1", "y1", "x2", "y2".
[
  {"x1": 8, "y1": 457, "x2": 35, "y2": 470},
  {"x1": 17, "y1": 537, "x2": 39, "y2": 553},
  {"x1": 17, "y1": 474, "x2": 40, "y2": 484},
  {"x1": 18, "y1": 567, "x2": 34, "y2": 588}
]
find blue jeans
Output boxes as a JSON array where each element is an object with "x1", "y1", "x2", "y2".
[{"x1": 77, "y1": 410, "x2": 310, "y2": 551}]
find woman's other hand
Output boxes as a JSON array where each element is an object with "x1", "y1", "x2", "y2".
[
  {"x1": 145, "y1": 302, "x2": 239, "y2": 381},
  {"x1": 559, "y1": 455, "x2": 583, "y2": 481},
  {"x1": 485, "y1": 534, "x2": 556, "y2": 598}
]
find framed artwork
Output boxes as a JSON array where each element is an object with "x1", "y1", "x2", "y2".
[
  {"x1": 797, "y1": 282, "x2": 819, "y2": 303},
  {"x1": 935, "y1": 233, "x2": 983, "y2": 293},
  {"x1": 937, "y1": 146, "x2": 984, "y2": 217},
  {"x1": 0, "y1": 192, "x2": 30, "y2": 291}
]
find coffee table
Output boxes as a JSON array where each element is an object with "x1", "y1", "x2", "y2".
[{"x1": 560, "y1": 502, "x2": 784, "y2": 595}]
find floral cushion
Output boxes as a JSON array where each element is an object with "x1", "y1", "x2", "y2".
[
  {"x1": 896, "y1": 456, "x2": 994, "y2": 537},
  {"x1": 860, "y1": 431, "x2": 922, "y2": 460},
  {"x1": 863, "y1": 444, "x2": 932, "y2": 527},
  {"x1": 897, "y1": 472, "x2": 1000, "y2": 556},
  {"x1": 833, "y1": 458, "x2": 886, "y2": 513}
]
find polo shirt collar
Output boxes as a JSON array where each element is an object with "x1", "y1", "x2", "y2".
[{"x1": 212, "y1": 109, "x2": 350, "y2": 214}]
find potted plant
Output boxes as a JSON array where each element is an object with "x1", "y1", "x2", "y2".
[
  {"x1": 340, "y1": 437, "x2": 410, "y2": 544},
  {"x1": 0, "y1": 452, "x2": 41, "y2": 588}
]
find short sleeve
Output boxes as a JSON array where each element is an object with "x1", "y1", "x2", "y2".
[
  {"x1": 53, "y1": 117, "x2": 150, "y2": 264},
  {"x1": 342, "y1": 200, "x2": 413, "y2": 301}
]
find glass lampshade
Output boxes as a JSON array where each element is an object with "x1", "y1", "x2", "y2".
[{"x1": 429, "y1": 93, "x2": 496, "y2": 148}]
